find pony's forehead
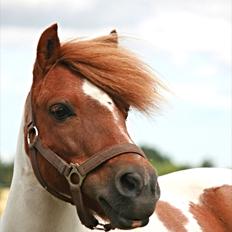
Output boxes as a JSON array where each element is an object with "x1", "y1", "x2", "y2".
[
  {"x1": 34, "y1": 65, "x2": 82, "y2": 103},
  {"x1": 35, "y1": 65, "x2": 118, "y2": 113},
  {"x1": 82, "y1": 79, "x2": 115, "y2": 112}
]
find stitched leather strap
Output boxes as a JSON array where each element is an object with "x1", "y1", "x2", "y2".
[
  {"x1": 30, "y1": 143, "x2": 73, "y2": 203},
  {"x1": 72, "y1": 143, "x2": 146, "y2": 176}
]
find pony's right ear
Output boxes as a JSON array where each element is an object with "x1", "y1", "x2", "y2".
[{"x1": 33, "y1": 24, "x2": 60, "y2": 81}]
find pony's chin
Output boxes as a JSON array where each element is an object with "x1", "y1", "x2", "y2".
[{"x1": 98, "y1": 198, "x2": 149, "y2": 229}]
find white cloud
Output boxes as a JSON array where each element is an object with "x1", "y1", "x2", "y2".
[
  {"x1": 137, "y1": 9, "x2": 231, "y2": 65},
  {"x1": 1, "y1": 0, "x2": 231, "y2": 66},
  {"x1": 3, "y1": 0, "x2": 95, "y2": 11},
  {"x1": 194, "y1": 65, "x2": 219, "y2": 78},
  {"x1": 169, "y1": 82, "x2": 231, "y2": 110}
]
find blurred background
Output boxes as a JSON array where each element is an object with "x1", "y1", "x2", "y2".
[{"x1": 0, "y1": 0, "x2": 231, "y2": 214}]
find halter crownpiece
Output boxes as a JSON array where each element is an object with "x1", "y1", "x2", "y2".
[{"x1": 26, "y1": 92, "x2": 147, "y2": 231}]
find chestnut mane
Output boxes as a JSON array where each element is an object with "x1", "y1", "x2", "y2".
[{"x1": 57, "y1": 34, "x2": 161, "y2": 112}]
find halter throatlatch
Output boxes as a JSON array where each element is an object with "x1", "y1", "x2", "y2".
[{"x1": 26, "y1": 92, "x2": 147, "y2": 231}]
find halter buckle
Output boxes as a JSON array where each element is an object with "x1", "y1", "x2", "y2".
[
  {"x1": 65, "y1": 164, "x2": 86, "y2": 188},
  {"x1": 27, "y1": 125, "x2": 39, "y2": 148}
]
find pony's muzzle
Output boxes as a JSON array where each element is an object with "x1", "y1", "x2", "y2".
[{"x1": 98, "y1": 163, "x2": 160, "y2": 229}]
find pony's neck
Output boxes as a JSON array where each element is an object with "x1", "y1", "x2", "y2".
[{"x1": 0, "y1": 117, "x2": 87, "y2": 232}]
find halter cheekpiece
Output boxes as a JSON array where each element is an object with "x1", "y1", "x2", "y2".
[{"x1": 26, "y1": 91, "x2": 147, "y2": 231}]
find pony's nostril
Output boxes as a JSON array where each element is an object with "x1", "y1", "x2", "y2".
[{"x1": 116, "y1": 172, "x2": 143, "y2": 197}]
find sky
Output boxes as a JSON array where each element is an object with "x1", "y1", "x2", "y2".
[{"x1": 0, "y1": 0, "x2": 231, "y2": 167}]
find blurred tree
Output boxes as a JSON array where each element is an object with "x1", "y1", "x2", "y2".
[
  {"x1": 200, "y1": 159, "x2": 214, "y2": 167},
  {"x1": 0, "y1": 160, "x2": 13, "y2": 188},
  {"x1": 141, "y1": 146, "x2": 191, "y2": 175},
  {"x1": 140, "y1": 146, "x2": 171, "y2": 163}
]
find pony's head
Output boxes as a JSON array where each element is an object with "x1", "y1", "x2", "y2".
[{"x1": 24, "y1": 24, "x2": 161, "y2": 230}]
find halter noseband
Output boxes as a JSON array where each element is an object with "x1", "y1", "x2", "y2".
[{"x1": 26, "y1": 92, "x2": 147, "y2": 231}]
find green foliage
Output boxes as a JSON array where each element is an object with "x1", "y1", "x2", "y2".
[
  {"x1": 141, "y1": 146, "x2": 191, "y2": 175},
  {"x1": 0, "y1": 161, "x2": 13, "y2": 188}
]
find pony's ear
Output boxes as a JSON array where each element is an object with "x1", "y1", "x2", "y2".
[
  {"x1": 33, "y1": 23, "x2": 60, "y2": 79},
  {"x1": 110, "y1": 29, "x2": 118, "y2": 44},
  {"x1": 91, "y1": 29, "x2": 118, "y2": 46}
]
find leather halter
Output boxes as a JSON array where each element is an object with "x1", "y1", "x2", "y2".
[{"x1": 26, "y1": 91, "x2": 147, "y2": 231}]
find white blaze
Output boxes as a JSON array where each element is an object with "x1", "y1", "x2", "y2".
[
  {"x1": 82, "y1": 79, "x2": 132, "y2": 143},
  {"x1": 82, "y1": 79, "x2": 115, "y2": 113}
]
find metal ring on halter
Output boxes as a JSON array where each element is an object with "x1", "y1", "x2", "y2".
[
  {"x1": 65, "y1": 163, "x2": 86, "y2": 188},
  {"x1": 27, "y1": 125, "x2": 39, "y2": 147}
]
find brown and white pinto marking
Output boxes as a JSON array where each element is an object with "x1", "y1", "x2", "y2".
[
  {"x1": 0, "y1": 24, "x2": 231, "y2": 232},
  {"x1": 190, "y1": 185, "x2": 232, "y2": 232},
  {"x1": 155, "y1": 169, "x2": 232, "y2": 232}
]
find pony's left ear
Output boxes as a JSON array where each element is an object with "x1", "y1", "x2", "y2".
[
  {"x1": 33, "y1": 23, "x2": 60, "y2": 79},
  {"x1": 110, "y1": 29, "x2": 118, "y2": 44}
]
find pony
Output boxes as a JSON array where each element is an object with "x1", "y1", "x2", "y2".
[{"x1": 0, "y1": 24, "x2": 231, "y2": 232}]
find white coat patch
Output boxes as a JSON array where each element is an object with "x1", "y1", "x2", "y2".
[
  {"x1": 82, "y1": 79, "x2": 115, "y2": 113},
  {"x1": 82, "y1": 79, "x2": 132, "y2": 143}
]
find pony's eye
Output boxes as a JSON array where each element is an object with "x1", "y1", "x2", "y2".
[{"x1": 49, "y1": 103, "x2": 74, "y2": 121}]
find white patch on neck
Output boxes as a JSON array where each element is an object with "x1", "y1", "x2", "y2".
[
  {"x1": 82, "y1": 79, "x2": 132, "y2": 143},
  {"x1": 0, "y1": 117, "x2": 81, "y2": 232}
]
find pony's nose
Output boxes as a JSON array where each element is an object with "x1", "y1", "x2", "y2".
[
  {"x1": 114, "y1": 166, "x2": 159, "y2": 200},
  {"x1": 115, "y1": 171, "x2": 144, "y2": 197}
]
